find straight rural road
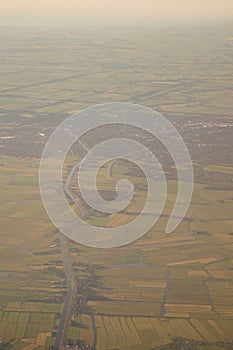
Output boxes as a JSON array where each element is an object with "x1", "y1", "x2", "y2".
[{"x1": 53, "y1": 234, "x2": 77, "y2": 350}]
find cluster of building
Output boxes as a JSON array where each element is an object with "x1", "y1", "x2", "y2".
[{"x1": 65, "y1": 341, "x2": 94, "y2": 350}]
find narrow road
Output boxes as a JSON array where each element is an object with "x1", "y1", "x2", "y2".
[
  {"x1": 54, "y1": 140, "x2": 92, "y2": 350},
  {"x1": 64, "y1": 162, "x2": 85, "y2": 218},
  {"x1": 59, "y1": 139, "x2": 144, "y2": 349},
  {"x1": 53, "y1": 233, "x2": 77, "y2": 350}
]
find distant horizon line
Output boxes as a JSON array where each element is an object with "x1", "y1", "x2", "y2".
[{"x1": 0, "y1": 19, "x2": 232, "y2": 28}]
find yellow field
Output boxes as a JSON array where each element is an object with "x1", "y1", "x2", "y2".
[
  {"x1": 94, "y1": 315, "x2": 230, "y2": 349},
  {"x1": 36, "y1": 333, "x2": 51, "y2": 346}
]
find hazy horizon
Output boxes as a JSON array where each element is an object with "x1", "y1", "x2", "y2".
[{"x1": 1, "y1": 0, "x2": 233, "y2": 26}]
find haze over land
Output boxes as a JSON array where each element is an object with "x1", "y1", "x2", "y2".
[
  {"x1": 1, "y1": 0, "x2": 233, "y2": 25},
  {"x1": 0, "y1": 0, "x2": 233, "y2": 347}
]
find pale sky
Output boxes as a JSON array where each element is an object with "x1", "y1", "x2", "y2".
[{"x1": 1, "y1": 0, "x2": 233, "y2": 25}]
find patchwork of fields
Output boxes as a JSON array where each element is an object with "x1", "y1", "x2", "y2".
[
  {"x1": 95, "y1": 316, "x2": 233, "y2": 349},
  {"x1": 66, "y1": 313, "x2": 233, "y2": 349},
  {"x1": 1, "y1": 154, "x2": 233, "y2": 349},
  {"x1": 0, "y1": 24, "x2": 233, "y2": 349},
  {"x1": 0, "y1": 156, "x2": 65, "y2": 349},
  {"x1": 67, "y1": 158, "x2": 233, "y2": 349},
  {"x1": 0, "y1": 311, "x2": 55, "y2": 348}
]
